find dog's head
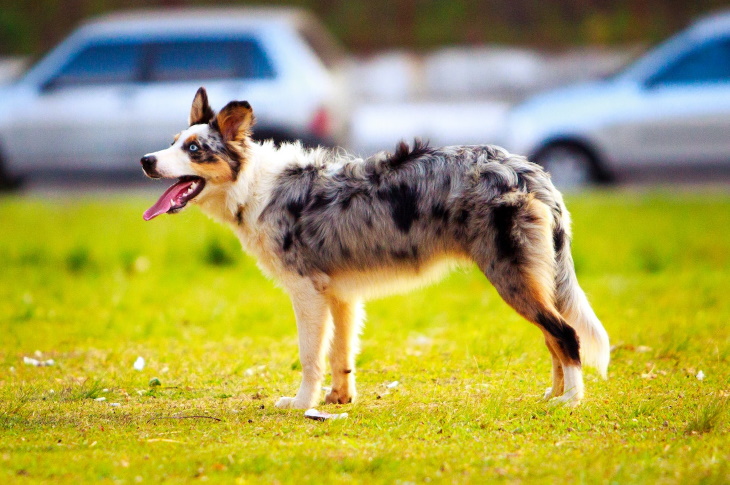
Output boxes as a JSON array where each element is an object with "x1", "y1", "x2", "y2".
[{"x1": 141, "y1": 87, "x2": 255, "y2": 220}]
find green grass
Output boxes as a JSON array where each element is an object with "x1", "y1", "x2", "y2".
[{"x1": 0, "y1": 189, "x2": 729, "y2": 483}]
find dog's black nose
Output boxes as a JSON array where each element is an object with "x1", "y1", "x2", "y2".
[{"x1": 140, "y1": 155, "x2": 160, "y2": 178}]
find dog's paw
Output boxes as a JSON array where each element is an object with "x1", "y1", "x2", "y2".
[
  {"x1": 325, "y1": 389, "x2": 354, "y2": 405},
  {"x1": 547, "y1": 389, "x2": 583, "y2": 408},
  {"x1": 543, "y1": 386, "x2": 567, "y2": 401},
  {"x1": 275, "y1": 397, "x2": 296, "y2": 409},
  {"x1": 275, "y1": 396, "x2": 311, "y2": 409}
]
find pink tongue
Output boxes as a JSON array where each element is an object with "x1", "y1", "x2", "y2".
[{"x1": 143, "y1": 180, "x2": 195, "y2": 221}]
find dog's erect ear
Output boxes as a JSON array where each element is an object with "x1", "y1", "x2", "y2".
[
  {"x1": 189, "y1": 87, "x2": 215, "y2": 126},
  {"x1": 215, "y1": 101, "x2": 255, "y2": 143}
]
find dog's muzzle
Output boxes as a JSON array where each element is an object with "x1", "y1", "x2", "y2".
[{"x1": 141, "y1": 155, "x2": 161, "y2": 178}]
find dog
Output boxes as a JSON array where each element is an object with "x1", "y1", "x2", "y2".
[{"x1": 140, "y1": 87, "x2": 610, "y2": 409}]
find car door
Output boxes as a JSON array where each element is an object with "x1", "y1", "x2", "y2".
[
  {"x1": 621, "y1": 38, "x2": 730, "y2": 166},
  {"x1": 129, "y1": 37, "x2": 277, "y2": 153},
  {"x1": 6, "y1": 41, "x2": 143, "y2": 170}
]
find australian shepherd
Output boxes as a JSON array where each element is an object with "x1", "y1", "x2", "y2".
[{"x1": 140, "y1": 87, "x2": 610, "y2": 410}]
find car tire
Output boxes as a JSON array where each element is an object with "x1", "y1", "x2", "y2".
[
  {"x1": 533, "y1": 143, "x2": 608, "y2": 189},
  {"x1": 0, "y1": 149, "x2": 22, "y2": 192}
]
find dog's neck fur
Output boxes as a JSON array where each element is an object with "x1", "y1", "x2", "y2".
[{"x1": 193, "y1": 140, "x2": 328, "y2": 253}]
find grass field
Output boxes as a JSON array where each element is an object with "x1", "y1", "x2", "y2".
[{"x1": 1, "y1": 189, "x2": 728, "y2": 483}]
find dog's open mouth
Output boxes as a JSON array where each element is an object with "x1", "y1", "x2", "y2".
[{"x1": 143, "y1": 176, "x2": 206, "y2": 221}]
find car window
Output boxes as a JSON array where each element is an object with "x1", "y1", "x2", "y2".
[
  {"x1": 145, "y1": 39, "x2": 275, "y2": 82},
  {"x1": 649, "y1": 38, "x2": 730, "y2": 86},
  {"x1": 49, "y1": 42, "x2": 142, "y2": 88}
]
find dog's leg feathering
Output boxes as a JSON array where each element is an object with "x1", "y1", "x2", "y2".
[
  {"x1": 553, "y1": 226, "x2": 610, "y2": 379},
  {"x1": 275, "y1": 279, "x2": 333, "y2": 410}
]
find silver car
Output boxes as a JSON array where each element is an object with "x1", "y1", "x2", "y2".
[
  {"x1": 504, "y1": 12, "x2": 730, "y2": 187},
  {"x1": 0, "y1": 8, "x2": 351, "y2": 188}
]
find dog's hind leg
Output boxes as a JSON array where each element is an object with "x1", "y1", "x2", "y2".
[
  {"x1": 275, "y1": 278, "x2": 333, "y2": 410},
  {"x1": 543, "y1": 338, "x2": 565, "y2": 400},
  {"x1": 474, "y1": 194, "x2": 584, "y2": 405},
  {"x1": 325, "y1": 297, "x2": 363, "y2": 404},
  {"x1": 491, "y1": 279, "x2": 584, "y2": 405}
]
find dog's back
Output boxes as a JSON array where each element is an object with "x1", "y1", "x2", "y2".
[{"x1": 259, "y1": 141, "x2": 557, "y2": 274}]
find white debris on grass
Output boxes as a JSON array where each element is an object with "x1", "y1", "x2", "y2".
[
  {"x1": 23, "y1": 356, "x2": 55, "y2": 367},
  {"x1": 386, "y1": 381, "x2": 400, "y2": 389},
  {"x1": 95, "y1": 397, "x2": 106, "y2": 402},
  {"x1": 244, "y1": 365, "x2": 266, "y2": 377},
  {"x1": 304, "y1": 409, "x2": 348, "y2": 421},
  {"x1": 110, "y1": 403, "x2": 121, "y2": 408},
  {"x1": 133, "y1": 356, "x2": 145, "y2": 371},
  {"x1": 133, "y1": 256, "x2": 151, "y2": 273},
  {"x1": 696, "y1": 370, "x2": 705, "y2": 381},
  {"x1": 409, "y1": 334, "x2": 434, "y2": 346}
]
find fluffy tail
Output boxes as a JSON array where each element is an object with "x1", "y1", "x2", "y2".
[{"x1": 553, "y1": 220, "x2": 610, "y2": 378}]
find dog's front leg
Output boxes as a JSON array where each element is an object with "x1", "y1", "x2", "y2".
[
  {"x1": 325, "y1": 297, "x2": 362, "y2": 404},
  {"x1": 275, "y1": 280, "x2": 332, "y2": 410}
]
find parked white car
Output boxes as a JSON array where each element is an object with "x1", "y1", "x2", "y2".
[
  {"x1": 0, "y1": 8, "x2": 351, "y2": 188},
  {"x1": 503, "y1": 12, "x2": 730, "y2": 187}
]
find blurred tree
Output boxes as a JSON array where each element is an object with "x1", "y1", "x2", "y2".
[{"x1": 0, "y1": 0, "x2": 728, "y2": 56}]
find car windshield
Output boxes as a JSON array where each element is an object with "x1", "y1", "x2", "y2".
[
  {"x1": 609, "y1": 28, "x2": 701, "y2": 83},
  {"x1": 145, "y1": 38, "x2": 275, "y2": 82},
  {"x1": 53, "y1": 42, "x2": 143, "y2": 86},
  {"x1": 647, "y1": 37, "x2": 730, "y2": 85}
]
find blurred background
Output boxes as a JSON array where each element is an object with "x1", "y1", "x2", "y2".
[{"x1": 0, "y1": 0, "x2": 729, "y2": 190}]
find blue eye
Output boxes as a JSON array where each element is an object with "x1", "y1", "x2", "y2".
[{"x1": 188, "y1": 144, "x2": 199, "y2": 152}]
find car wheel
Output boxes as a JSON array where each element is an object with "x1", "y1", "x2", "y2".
[
  {"x1": 0, "y1": 149, "x2": 22, "y2": 192},
  {"x1": 533, "y1": 143, "x2": 602, "y2": 190}
]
